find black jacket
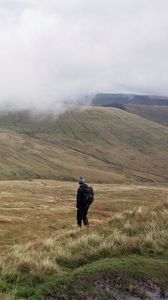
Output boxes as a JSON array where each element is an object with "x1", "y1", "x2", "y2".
[{"x1": 76, "y1": 184, "x2": 94, "y2": 208}]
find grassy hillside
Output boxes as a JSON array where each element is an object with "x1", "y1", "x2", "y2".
[
  {"x1": 0, "y1": 180, "x2": 167, "y2": 299},
  {"x1": 0, "y1": 107, "x2": 167, "y2": 183},
  {"x1": 127, "y1": 104, "x2": 168, "y2": 127}
]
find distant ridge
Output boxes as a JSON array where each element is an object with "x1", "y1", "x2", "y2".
[{"x1": 92, "y1": 93, "x2": 168, "y2": 106}]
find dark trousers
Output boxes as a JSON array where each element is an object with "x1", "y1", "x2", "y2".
[{"x1": 77, "y1": 205, "x2": 89, "y2": 227}]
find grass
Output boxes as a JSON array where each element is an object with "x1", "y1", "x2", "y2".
[
  {"x1": 0, "y1": 107, "x2": 167, "y2": 183},
  {"x1": 29, "y1": 257, "x2": 168, "y2": 300},
  {"x1": 0, "y1": 180, "x2": 168, "y2": 299},
  {"x1": 0, "y1": 180, "x2": 167, "y2": 247}
]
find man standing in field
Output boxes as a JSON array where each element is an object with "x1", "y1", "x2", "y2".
[{"x1": 76, "y1": 176, "x2": 94, "y2": 227}]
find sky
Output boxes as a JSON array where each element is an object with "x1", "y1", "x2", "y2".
[{"x1": 0, "y1": 0, "x2": 168, "y2": 111}]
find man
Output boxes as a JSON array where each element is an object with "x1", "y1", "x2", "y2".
[{"x1": 76, "y1": 176, "x2": 94, "y2": 227}]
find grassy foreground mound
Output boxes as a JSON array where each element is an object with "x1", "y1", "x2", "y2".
[{"x1": 0, "y1": 199, "x2": 168, "y2": 299}]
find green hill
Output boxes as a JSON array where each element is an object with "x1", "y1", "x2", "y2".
[{"x1": 0, "y1": 107, "x2": 167, "y2": 183}]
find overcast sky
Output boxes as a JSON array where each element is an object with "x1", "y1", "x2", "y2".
[{"x1": 0, "y1": 0, "x2": 168, "y2": 110}]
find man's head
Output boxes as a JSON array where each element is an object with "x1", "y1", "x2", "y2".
[{"x1": 79, "y1": 176, "x2": 86, "y2": 185}]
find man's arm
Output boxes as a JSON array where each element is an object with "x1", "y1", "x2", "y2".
[
  {"x1": 76, "y1": 188, "x2": 81, "y2": 208},
  {"x1": 90, "y1": 186, "x2": 94, "y2": 199}
]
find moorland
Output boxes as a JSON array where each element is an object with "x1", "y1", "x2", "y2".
[{"x1": 0, "y1": 106, "x2": 167, "y2": 299}]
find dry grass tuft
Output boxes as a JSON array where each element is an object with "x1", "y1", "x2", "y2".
[{"x1": 0, "y1": 293, "x2": 14, "y2": 300}]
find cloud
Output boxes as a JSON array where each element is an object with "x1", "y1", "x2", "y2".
[{"x1": 0, "y1": 0, "x2": 168, "y2": 110}]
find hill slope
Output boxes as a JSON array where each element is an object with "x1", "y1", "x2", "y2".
[
  {"x1": 0, "y1": 107, "x2": 167, "y2": 183},
  {"x1": 126, "y1": 104, "x2": 168, "y2": 127}
]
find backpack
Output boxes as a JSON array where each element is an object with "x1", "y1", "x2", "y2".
[{"x1": 83, "y1": 186, "x2": 94, "y2": 206}]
